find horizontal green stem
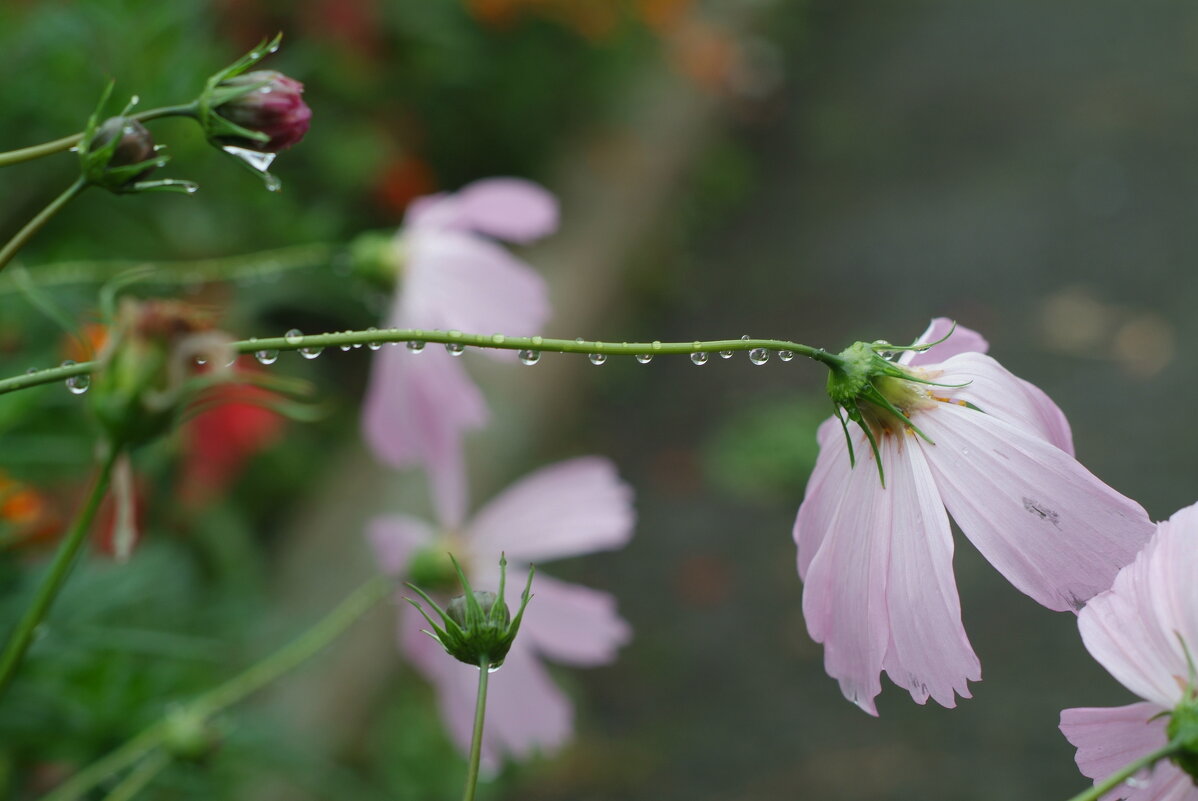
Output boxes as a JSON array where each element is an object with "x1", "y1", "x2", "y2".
[
  {"x1": 0, "y1": 329, "x2": 840, "y2": 397},
  {"x1": 0, "y1": 242, "x2": 338, "y2": 296},
  {"x1": 1062, "y1": 741, "x2": 1182, "y2": 801},
  {"x1": 0, "y1": 104, "x2": 196, "y2": 168},
  {"x1": 41, "y1": 575, "x2": 391, "y2": 801}
]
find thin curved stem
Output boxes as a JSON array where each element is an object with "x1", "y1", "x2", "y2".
[
  {"x1": 1062, "y1": 741, "x2": 1183, "y2": 801},
  {"x1": 0, "y1": 443, "x2": 120, "y2": 698},
  {"x1": 97, "y1": 750, "x2": 170, "y2": 801},
  {"x1": 0, "y1": 104, "x2": 197, "y2": 168},
  {"x1": 462, "y1": 661, "x2": 491, "y2": 801},
  {"x1": 0, "y1": 328, "x2": 842, "y2": 397},
  {"x1": 0, "y1": 177, "x2": 88, "y2": 275},
  {"x1": 41, "y1": 576, "x2": 391, "y2": 801},
  {"x1": 0, "y1": 242, "x2": 338, "y2": 296}
]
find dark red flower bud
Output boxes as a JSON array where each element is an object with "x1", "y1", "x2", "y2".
[{"x1": 215, "y1": 70, "x2": 311, "y2": 152}]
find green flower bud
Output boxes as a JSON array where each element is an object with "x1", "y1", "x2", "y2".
[
  {"x1": 80, "y1": 116, "x2": 164, "y2": 193},
  {"x1": 406, "y1": 555, "x2": 534, "y2": 670},
  {"x1": 88, "y1": 299, "x2": 227, "y2": 448},
  {"x1": 162, "y1": 705, "x2": 218, "y2": 762}
]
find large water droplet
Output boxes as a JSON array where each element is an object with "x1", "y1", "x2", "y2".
[
  {"x1": 66, "y1": 373, "x2": 90, "y2": 395},
  {"x1": 284, "y1": 328, "x2": 303, "y2": 345},
  {"x1": 445, "y1": 343, "x2": 466, "y2": 357},
  {"x1": 691, "y1": 352, "x2": 709, "y2": 366},
  {"x1": 749, "y1": 348, "x2": 770, "y2": 365},
  {"x1": 531, "y1": 335, "x2": 543, "y2": 346},
  {"x1": 367, "y1": 327, "x2": 382, "y2": 350},
  {"x1": 300, "y1": 345, "x2": 324, "y2": 359},
  {"x1": 407, "y1": 340, "x2": 425, "y2": 353},
  {"x1": 719, "y1": 350, "x2": 734, "y2": 359},
  {"x1": 255, "y1": 349, "x2": 279, "y2": 365},
  {"x1": 741, "y1": 334, "x2": 751, "y2": 341},
  {"x1": 221, "y1": 146, "x2": 277, "y2": 174},
  {"x1": 491, "y1": 333, "x2": 506, "y2": 345},
  {"x1": 652, "y1": 340, "x2": 662, "y2": 351},
  {"x1": 778, "y1": 349, "x2": 795, "y2": 362},
  {"x1": 519, "y1": 349, "x2": 541, "y2": 365},
  {"x1": 588, "y1": 353, "x2": 607, "y2": 365},
  {"x1": 636, "y1": 353, "x2": 653, "y2": 364}
]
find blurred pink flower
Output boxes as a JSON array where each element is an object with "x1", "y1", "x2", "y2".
[
  {"x1": 1060, "y1": 503, "x2": 1198, "y2": 801},
  {"x1": 796, "y1": 319, "x2": 1154, "y2": 714},
  {"x1": 368, "y1": 457, "x2": 634, "y2": 766},
  {"x1": 361, "y1": 178, "x2": 556, "y2": 527}
]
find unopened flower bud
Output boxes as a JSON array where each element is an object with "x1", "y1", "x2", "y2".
[
  {"x1": 83, "y1": 116, "x2": 160, "y2": 191},
  {"x1": 406, "y1": 555, "x2": 534, "y2": 669},
  {"x1": 88, "y1": 299, "x2": 220, "y2": 447},
  {"x1": 163, "y1": 705, "x2": 219, "y2": 761},
  {"x1": 212, "y1": 70, "x2": 310, "y2": 152}
]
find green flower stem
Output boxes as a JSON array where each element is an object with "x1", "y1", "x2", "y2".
[
  {"x1": 41, "y1": 575, "x2": 392, "y2": 801},
  {"x1": 0, "y1": 330, "x2": 841, "y2": 397},
  {"x1": 0, "y1": 442, "x2": 120, "y2": 699},
  {"x1": 97, "y1": 750, "x2": 170, "y2": 801},
  {"x1": 0, "y1": 104, "x2": 197, "y2": 168},
  {"x1": 0, "y1": 177, "x2": 88, "y2": 276},
  {"x1": 0, "y1": 242, "x2": 337, "y2": 296},
  {"x1": 462, "y1": 660, "x2": 491, "y2": 801},
  {"x1": 1062, "y1": 741, "x2": 1183, "y2": 801}
]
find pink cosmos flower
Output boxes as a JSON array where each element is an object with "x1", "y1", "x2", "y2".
[
  {"x1": 361, "y1": 178, "x2": 556, "y2": 527},
  {"x1": 368, "y1": 457, "x2": 634, "y2": 766},
  {"x1": 1060, "y1": 502, "x2": 1198, "y2": 801},
  {"x1": 795, "y1": 318, "x2": 1155, "y2": 714}
]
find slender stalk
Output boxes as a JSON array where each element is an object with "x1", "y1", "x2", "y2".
[
  {"x1": 462, "y1": 661, "x2": 491, "y2": 801},
  {"x1": 0, "y1": 104, "x2": 196, "y2": 168},
  {"x1": 1062, "y1": 741, "x2": 1182, "y2": 801},
  {"x1": 97, "y1": 751, "x2": 170, "y2": 801},
  {"x1": 0, "y1": 177, "x2": 88, "y2": 275},
  {"x1": 0, "y1": 329, "x2": 842, "y2": 397},
  {"x1": 0, "y1": 444, "x2": 120, "y2": 698},
  {"x1": 41, "y1": 576, "x2": 392, "y2": 801},
  {"x1": 0, "y1": 242, "x2": 338, "y2": 296}
]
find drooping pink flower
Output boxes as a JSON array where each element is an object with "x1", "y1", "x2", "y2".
[
  {"x1": 361, "y1": 178, "x2": 556, "y2": 527},
  {"x1": 796, "y1": 318, "x2": 1154, "y2": 714},
  {"x1": 368, "y1": 457, "x2": 634, "y2": 765},
  {"x1": 1060, "y1": 502, "x2": 1198, "y2": 801}
]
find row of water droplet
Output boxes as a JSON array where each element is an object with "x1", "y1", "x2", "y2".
[{"x1": 54, "y1": 329, "x2": 798, "y2": 395}]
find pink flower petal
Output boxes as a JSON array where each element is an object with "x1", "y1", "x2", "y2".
[
  {"x1": 794, "y1": 417, "x2": 852, "y2": 581},
  {"x1": 405, "y1": 179, "x2": 559, "y2": 244},
  {"x1": 361, "y1": 345, "x2": 487, "y2": 528},
  {"x1": 366, "y1": 514, "x2": 436, "y2": 574},
  {"x1": 932, "y1": 352, "x2": 1074, "y2": 454},
  {"x1": 402, "y1": 228, "x2": 551, "y2": 347},
  {"x1": 1078, "y1": 515, "x2": 1198, "y2": 709},
  {"x1": 901, "y1": 318, "x2": 989, "y2": 367},
  {"x1": 920, "y1": 403, "x2": 1153, "y2": 613},
  {"x1": 800, "y1": 435, "x2": 893, "y2": 715},
  {"x1": 882, "y1": 436, "x2": 980, "y2": 707},
  {"x1": 483, "y1": 641, "x2": 573, "y2": 762},
  {"x1": 453, "y1": 178, "x2": 559, "y2": 243},
  {"x1": 1059, "y1": 699, "x2": 1169, "y2": 795},
  {"x1": 468, "y1": 457, "x2": 634, "y2": 563},
  {"x1": 520, "y1": 573, "x2": 631, "y2": 667},
  {"x1": 405, "y1": 606, "x2": 571, "y2": 768}
]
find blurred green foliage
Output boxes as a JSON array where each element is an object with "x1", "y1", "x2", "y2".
[{"x1": 0, "y1": 1, "x2": 664, "y2": 798}]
